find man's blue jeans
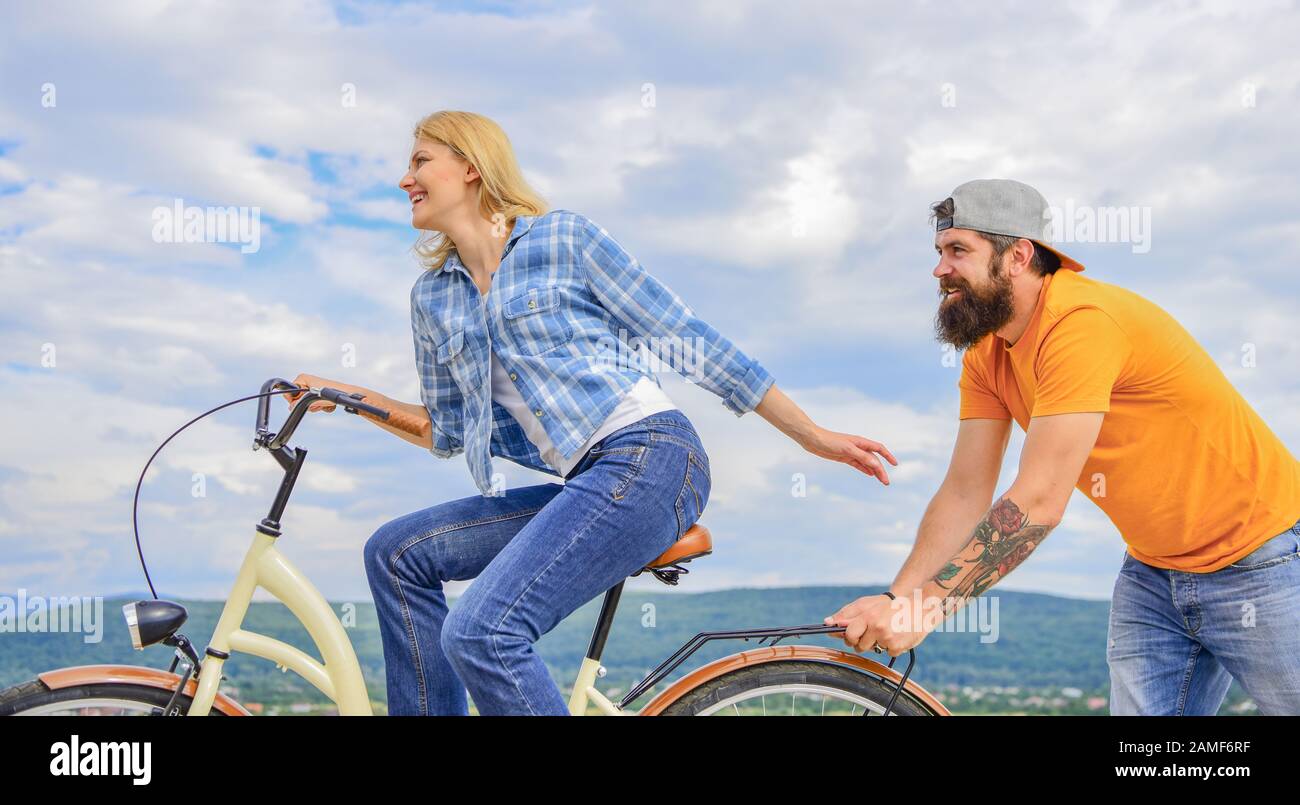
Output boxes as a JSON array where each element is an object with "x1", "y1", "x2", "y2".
[
  {"x1": 1107, "y1": 518, "x2": 1300, "y2": 715},
  {"x1": 363, "y1": 410, "x2": 710, "y2": 715}
]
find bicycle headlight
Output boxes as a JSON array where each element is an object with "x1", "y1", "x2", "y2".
[{"x1": 122, "y1": 600, "x2": 188, "y2": 650}]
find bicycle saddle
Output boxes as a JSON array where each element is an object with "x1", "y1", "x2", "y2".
[{"x1": 645, "y1": 524, "x2": 712, "y2": 570}]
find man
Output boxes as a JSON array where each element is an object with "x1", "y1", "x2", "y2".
[{"x1": 825, "y1": 179, "x2": 1300, "y2": 715}]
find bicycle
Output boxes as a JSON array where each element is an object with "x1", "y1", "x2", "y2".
[{"x1": 0, "y1": 378, "x2": 948, "y2": 717}]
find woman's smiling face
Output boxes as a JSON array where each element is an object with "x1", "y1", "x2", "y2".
[{"x1": 399, "y1": 138, "x2": 474, "y2": 230}]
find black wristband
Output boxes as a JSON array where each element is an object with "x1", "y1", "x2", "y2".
[{"x1": 883, "y1": 591, "x2": 896, "y2": 600}]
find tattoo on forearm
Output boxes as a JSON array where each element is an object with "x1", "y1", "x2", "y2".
[{"x1": 931, "y1": 497, "x2": 1054, "y2": 615}]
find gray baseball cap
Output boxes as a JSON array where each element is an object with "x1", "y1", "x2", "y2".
[{"x1": 935, "y1": 179, "x2": 1084, "y2": 272}]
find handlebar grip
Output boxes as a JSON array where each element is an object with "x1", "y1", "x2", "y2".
[
  {"x1": 318, "y1": 387, "x2": 431, "y2": 439},
  {"x1": 328, "y1": 390, "x2": 389, "y2": 419}
]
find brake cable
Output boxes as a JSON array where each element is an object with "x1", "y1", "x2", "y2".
[{"x1": 129, "y1": 386, "x2": 306, "y2": 600}]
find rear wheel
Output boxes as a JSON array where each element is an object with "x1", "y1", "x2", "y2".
[
  {"x1": 660, "y1": 660, "x2": 938, "y2": 716},
  {"x1": 0, "y1": 678, "x2": 223, "y2": 716}
]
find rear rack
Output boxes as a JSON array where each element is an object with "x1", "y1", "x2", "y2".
[{"x1": 619, "y1": 624, "x2": 917, "y2": 716}]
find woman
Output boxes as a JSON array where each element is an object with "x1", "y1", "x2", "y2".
[{"x1": 290, "y1": 110, "x2": 897, "y2": 716}]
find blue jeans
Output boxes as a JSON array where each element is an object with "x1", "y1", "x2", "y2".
[
  {"x1": 363, "y1": 410, "x2": 711, "y2": 715},
  {"x1": 1107, "y1": 518, "x2": 1300, "y2": 715}
]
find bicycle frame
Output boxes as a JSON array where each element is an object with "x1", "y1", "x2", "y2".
[
  {"x1": 184, "y1": 529, "x2": 626, "y2": 716},
  {"x1": 187, "y1": 528, "x2": 372, "y2": 715},
  {"x1": 184, "y1": 524, "x2": 623, "y2": 716},
  {"x1": 568, "y1": 582, "x2": 626, "y2": 715}
]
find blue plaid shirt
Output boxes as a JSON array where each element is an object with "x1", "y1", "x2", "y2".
[{"x1": 410, "y1": 209, "x2": 775, "y2": 495}]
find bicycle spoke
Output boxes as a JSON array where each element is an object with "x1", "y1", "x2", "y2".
[
  {"x1": 695, "y1": 684, "x2": 887, "y2": 716},
  {"x1": 15, "y1": 698, "x2": 160, "y2": 716}
]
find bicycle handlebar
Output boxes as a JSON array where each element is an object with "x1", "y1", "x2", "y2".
[{"x1": 254, "y1": 377, "x2": 431, "y2": 451}]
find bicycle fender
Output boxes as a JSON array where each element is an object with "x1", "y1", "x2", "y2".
[
  {"x1": 38, "y1": 664, "x2": 252, "y2": 716},
  {"x1": 636, "y1": 645, "x2": 951, "y2": 716}
]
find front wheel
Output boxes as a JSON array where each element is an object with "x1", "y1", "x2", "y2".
[
  {"x1": 0, "y1": 678, "x2": 223, "y2": 716},
  {"x1": 660, "y1": 660, "x2": 938, "y2": 716}
]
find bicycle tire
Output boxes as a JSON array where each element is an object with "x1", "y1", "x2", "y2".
[
  {"x1": 0, "y1": 678, "x2": 225, "y2": 716},
  {"x1": 658, "y1": 659, "x2": 938, "y2": 716}
]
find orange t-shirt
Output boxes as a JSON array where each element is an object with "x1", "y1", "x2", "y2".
[{"x1": 958, "y1": 269, "x2": 1300, "y2": 572}]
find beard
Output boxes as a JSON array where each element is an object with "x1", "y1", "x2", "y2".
[{"x1": 934, "y1": 254, "x2": 1015, "y2": 350}]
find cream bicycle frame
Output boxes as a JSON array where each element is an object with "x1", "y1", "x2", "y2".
[
  {"x1": 187, "y1": 529, "x2": 373, "y2": 716},
  {"x1": 567, "y1": 658, "x2": 628, "y2": 716},
  {"x1": 184, "y1": 528, "x2": 631, "y2": 716}
]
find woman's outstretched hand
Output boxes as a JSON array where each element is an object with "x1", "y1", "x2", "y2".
[
  {"x1": 800, "y1": 426, "x2": 898, "y2": 485},
  {"x1": 754, "y1": 384, "x2": 899, "y2": 486}
]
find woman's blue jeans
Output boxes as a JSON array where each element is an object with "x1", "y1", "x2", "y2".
[
  {"x1": 1107, "y1": 518, "x2": 1300, "y2": 715},
  {"x1": 363, "y1": 410, "x2": 711, "y2": 715}
]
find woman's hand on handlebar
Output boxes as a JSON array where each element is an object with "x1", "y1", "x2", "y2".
[
  {"x1": 286, "y1": 373, "x2": 363, "y2": 413},
  {"x1": 282, "y1": 374, "x2": 432, "y2": 441}
]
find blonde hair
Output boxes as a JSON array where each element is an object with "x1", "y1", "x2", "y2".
[{"x1": 410, "y1": 110, "x2": 548, "y2": 271}]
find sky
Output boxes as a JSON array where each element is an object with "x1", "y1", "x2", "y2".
[{"x1": 1, "y1": 0, "x2": 1297, "y2": 606}]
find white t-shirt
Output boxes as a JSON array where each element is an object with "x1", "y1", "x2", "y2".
[{"x1": 489, "y1": 351, "x2": 676, "y2": 477}]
